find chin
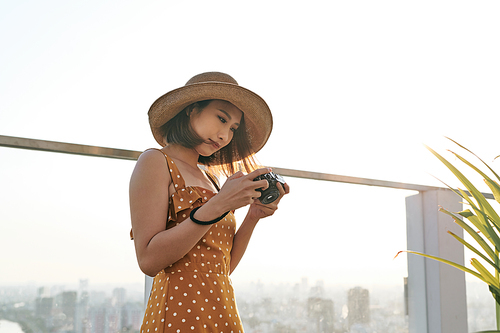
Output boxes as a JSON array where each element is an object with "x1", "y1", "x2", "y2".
[{"x1": 196, "y1": 148, "x2": 217, "y2": 157}]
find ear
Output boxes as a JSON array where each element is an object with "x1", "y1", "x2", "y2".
[{"x1": 187, "y1": 103, "x2": 200, "y2": 117}]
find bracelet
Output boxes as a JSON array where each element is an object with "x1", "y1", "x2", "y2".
[{"x1": 189, "y1": 206, "x2": 230, "y2": 225}]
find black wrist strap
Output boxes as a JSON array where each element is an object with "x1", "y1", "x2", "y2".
[{"x1": 190, "y1": 206, "x2": 229, "y2": 225}]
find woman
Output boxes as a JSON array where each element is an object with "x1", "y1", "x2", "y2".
[{"x1": 129, "y1": 72, "x2": 289, "y2": 332}]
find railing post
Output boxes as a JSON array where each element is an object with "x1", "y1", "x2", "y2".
[
  {"x1": 144, "y1": 276, "x2": 154, "y2": 310},
  {"x1": 406, "y1": 189, "x2": 467, "y2": 332}
]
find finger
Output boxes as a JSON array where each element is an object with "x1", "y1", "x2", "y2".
[
  {"x1": 271, "y1": 183, "x2": 288, "y2": 205},
  {"x1": 255, "y1": 200, "x2": 278, "y2": 214},
  {"x1": 283, "y1": 182, "x2": 290, "y2": 195},
  {"x1": 252, "y1": 179, "x2": 269, "y2": 190},
  {"x1": 247, "y1": 167, "x2": 272, "y2": 180},
  {"x1": 228, "y1": 171, "x2": 245, "y2": 180},
  {"x1": 277, "y1": 182, "x2": 286, "y2": 195}
]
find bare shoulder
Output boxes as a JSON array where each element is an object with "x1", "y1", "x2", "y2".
[
  {"x1": 138, "y1": 148, "x2": 167, "y2": 164},
  {"x1": 130, "y1": 149, "x2": 171, "y2": 187},
  {"x1": 130, "y1": 149, "x2": 171, "y2": 251}
]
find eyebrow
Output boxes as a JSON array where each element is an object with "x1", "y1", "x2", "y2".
[{"x1": 218, "y1": 109, "x2": 240, "y2": 127}]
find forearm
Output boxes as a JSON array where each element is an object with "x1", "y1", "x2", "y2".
[
  {"x1": 137, "y1": 221, "x2": 209, "y2": 276},
  {"x1": 135, "y1": 203, "x2": 221, "y2": 277},
  {"x1": 229, "y1": 214, "x2": 260, "y2": 274}
]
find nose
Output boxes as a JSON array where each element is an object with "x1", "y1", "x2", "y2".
[{"x1": 217, "y1": 128, "x2": 231, "y2": 143}]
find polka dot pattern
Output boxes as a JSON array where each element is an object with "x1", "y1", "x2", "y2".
[{"x1": 139, "y1": 151, "x2": 244, "y2": 333}]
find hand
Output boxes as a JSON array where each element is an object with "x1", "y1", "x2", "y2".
[
  {"x1": 207, "y1": 168, "x2": 274, "y2": 215},
  {"x1": 247, "y1": 181, "x2": 290, "y2": 221}
]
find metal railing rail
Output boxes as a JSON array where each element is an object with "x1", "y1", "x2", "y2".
[
  {"x1": 0, "y1": 134, "x2": 493, "y2": 198},
  {"x1": 0, "y1": 135, "x2": 141, "y2": 161}
]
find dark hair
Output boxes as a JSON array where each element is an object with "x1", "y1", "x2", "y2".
[
  {"x1": 159, "y1": 100, "x2": 260, "y2": 176},
  {"x1": 159, "y1": 100, "x2": 211, "y2": 149}
]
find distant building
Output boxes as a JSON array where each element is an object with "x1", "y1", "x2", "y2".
[
  {"x1": 75, "y1": 280, "x2": 90, "y2": 333},
  {"x1": 35, "y1": 297, "x2": 54, "y2": 317},
  {"x1": 38, "y1": 286, "x2": 51, "y2": 298},
  {"x1": 309, "y1": 280, "x2": 325, "y2": 299},
  {"x1": 48, "y1": 291, "x2": 78, "y2": 332},
  {"x1": 307, "y1": 297, "x2": 334, "y2": 333},
  {"x1": 61, "y1": 291, "x2": 78, "y2": 321},
  {"x1": 347, "y1": 287, "x2": 369, "y2": 328},
  {"x1": 121, "y1": 302, "x2": 143, "y2": 331},
  {"x1": 88, "y1": 306, "x2": 108, "y2": 333},
  {"x1": 35, "y1": 286, "x2": 53, "y2": 317},
  {"x1": 112, "y1": 288, "x2": 126, "y2": 307}
]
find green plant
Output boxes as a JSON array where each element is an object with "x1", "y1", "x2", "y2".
[{"x1": 396, "y1": 139, "x2": 500, "y2": 330}]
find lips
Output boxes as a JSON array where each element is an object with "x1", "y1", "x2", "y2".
[{"x1": 208, "y1": 139, "x2": 220, "y2": 149}]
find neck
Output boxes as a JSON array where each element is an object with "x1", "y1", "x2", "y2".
[{"x1": 162, "y1": 144, "x2": 200, "y2": 169}]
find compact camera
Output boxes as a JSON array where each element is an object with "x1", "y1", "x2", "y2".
[{"x1": 253, "y1": 172, "x2": 286, "y2": 204}]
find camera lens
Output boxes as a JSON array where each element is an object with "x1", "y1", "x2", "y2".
[
  {"x1": 260, "y1": 189, "x2": 280, "y2": 204},
  {"x1": 254, "y1": 172, "x2": 284, "y2": 204}
]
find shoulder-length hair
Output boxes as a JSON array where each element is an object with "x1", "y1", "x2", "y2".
[{"x1": 159, "y1": 100, "x2": 260, "y2": 176}]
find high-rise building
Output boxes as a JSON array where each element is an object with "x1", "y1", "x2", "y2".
[
  {"x1": 307, "y1": 297, "x2": 334, "y2": 333},
  {"x1": 347, "y1": 287, "x2": 370, "y2": 327},
  {"x1": 38, "y1": 286, "x2": 50, "y2": 298},
  {"x1": 309, "y1": 280, "x2": 325, "y2": 299},
  {"x1": 35, "y1": 296, "x2": 54, "y2": 317},
  {"x1": 88, "y1": 306, "x2": 108, "y2": 333},
  {"x1": 61, "y1": 291, "x2": 78, "y2": 321},
  {"x1": 121, "y1": 302, "x2": 144, "y2": 331},
  {"x1": 76, "y1": 280, "x2": 90, "y2": 333},
  {"x1": 112, "y1": 288, "x2": 126, "y2": 307}
]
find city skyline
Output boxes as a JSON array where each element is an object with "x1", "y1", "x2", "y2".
[
  {"x1": 1, "y1": 277, "x2": 496, "y2": 332},
  {"x1": 1, "y1": 278, "x2": 405, "y2": 333}
]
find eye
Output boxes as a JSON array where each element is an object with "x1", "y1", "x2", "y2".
[{"x1": 218, "y1": 116, "x2": 227, "y2": 124}]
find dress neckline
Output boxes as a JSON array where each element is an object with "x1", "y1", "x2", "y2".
[
  {"x1": 187, "y1": 185, "x2": 217, "y2": 194},
  {"x1": 152, "y1": 148, "x2": 220, "y2": 194}
]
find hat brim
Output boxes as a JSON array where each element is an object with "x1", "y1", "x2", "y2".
[{"x1": 148, "y1": 81, "x2": 273, "y2": 156}]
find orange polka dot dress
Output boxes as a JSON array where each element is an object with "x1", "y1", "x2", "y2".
[{"x1": 140, "y1": 151, "x2": 244, "y2": 333}]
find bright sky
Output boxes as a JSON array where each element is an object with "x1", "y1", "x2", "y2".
[{"x1": 1, "y1": 1, "x2": 499, "y2": 291}]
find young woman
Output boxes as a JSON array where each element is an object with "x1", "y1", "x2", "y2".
[{"x1": 129, "y1": 72, "x2": 289, "y2": 332}]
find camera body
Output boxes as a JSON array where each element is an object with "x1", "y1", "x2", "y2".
[{"x1": 253, "y1": 172, "x2": 285, "y2": 204}]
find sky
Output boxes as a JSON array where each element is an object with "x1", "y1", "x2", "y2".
[{"x1": 1, "y1": 0, "x2": 500, "y2": 292}]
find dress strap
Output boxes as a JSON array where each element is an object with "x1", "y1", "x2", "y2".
[
  {"x1": 164, "y1": 151, "x2": 187, "y2": 190},
  {"x1": 147, "y1": 149, "x2": 220, "y2": 193},
  {"x1": 204, "y1": 171, "x2": 220, "y2": 192},
  {"x1": 146, "y1": 148, "x2": 186, "y2": 191}
]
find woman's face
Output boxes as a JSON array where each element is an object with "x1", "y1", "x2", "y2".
[{"x1": 190, "y1": 100, "x2": 243, "y2": 156}]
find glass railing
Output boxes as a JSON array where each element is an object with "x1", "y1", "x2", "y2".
[
  {"x1": 0, "y1": 138, "x2": 496, "y2": 332},
  {"x1": 230, "y1": 177, "x2": 410, "y2": 332},
  {"x1": 464, "y1": 198, "x2": 500, "y2": 332},
  {"x1": 0, "y1": 146, "x2": 144, "y2": 333}
]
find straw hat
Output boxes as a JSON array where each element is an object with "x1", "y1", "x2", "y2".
[{"x1": 148, "y1": 72, "x2": 273, "y2": 154}]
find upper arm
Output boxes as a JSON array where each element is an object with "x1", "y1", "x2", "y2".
[{"x1": 129, "y1": 150, "x2": 171, "y2": 259}]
